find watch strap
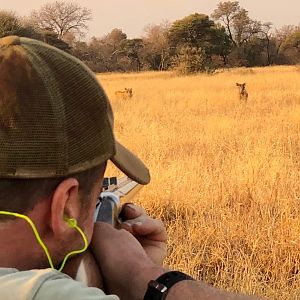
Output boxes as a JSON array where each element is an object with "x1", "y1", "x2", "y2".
[{"x1": 143, "y1": 271, "x2": 194, "y2": 300}]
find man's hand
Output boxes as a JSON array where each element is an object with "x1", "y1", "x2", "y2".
[
  {"x1": 89, "y1": 204, "x2": 168, "y2": 298},
  {"x1": 119, "y1": 204, "x2": 167, "y2": 265},
  {"x1": 91, "y1": 222, "x2": 166, "y2": 300}
]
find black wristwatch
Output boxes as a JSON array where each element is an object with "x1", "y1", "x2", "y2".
[{"x1": 143, "y1": 271, "x2": 195, "y2": 300}]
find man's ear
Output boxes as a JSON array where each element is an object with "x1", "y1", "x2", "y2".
[{"x1": 50, "y1": 178, "x2": 80, "y2": 238}]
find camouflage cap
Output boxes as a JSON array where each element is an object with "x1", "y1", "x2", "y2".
[{"x1": 0, "y1": 36, "x2": 150, "y2": 184}]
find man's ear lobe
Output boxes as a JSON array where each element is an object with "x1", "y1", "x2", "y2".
[{"x1": 50, "y1": 178, "x2": 80, "y2": 236}]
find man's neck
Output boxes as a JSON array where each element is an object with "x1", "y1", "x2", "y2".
[{"x1": 0, "y1": 206, "x2": 50, "y2": 270}]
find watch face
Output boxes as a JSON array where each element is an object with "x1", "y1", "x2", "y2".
[
  {"x1": 146, "y1": 271, "x2": 194, "y2": 300},
  {"x1": 148, "y1": 280, "x2": 168, "y2": 293},
  {"x1": 146, "y1": 280, "x2": 168, "y2": 300}
]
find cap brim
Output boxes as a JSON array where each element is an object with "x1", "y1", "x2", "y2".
[{"x1": 110, "y1": 141, "x2": 150, "y2": 185}]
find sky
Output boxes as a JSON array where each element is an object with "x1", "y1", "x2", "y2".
[{"x1": 0, "y1": 0, "x2": 299, "y2": 39}]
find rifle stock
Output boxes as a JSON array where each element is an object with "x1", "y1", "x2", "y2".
[{"x1": 63, "y1": 176, "x2": 143, "y2": 288}]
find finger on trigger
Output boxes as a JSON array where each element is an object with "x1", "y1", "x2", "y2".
[
  {"x1": 120, "y1": 222, "x2": 134, "y2": 234},
  {"x1": 121, "y1": 203, "x2": 147, "y2": 220},
  {"x1": 132, "y1": 219, "x2": 167, "y2": 242},
  {"x1": 121, "y1": 215, "x2": 147, "y2": 226}
]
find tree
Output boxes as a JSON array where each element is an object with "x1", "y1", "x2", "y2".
[
  {"x1": 0, "y1": 10, "x2": 21, "y2": 37},
  {"x1": 88, "y1": 37, "x2": 112, "y2": 71},
  {"x1": 282, "y1": 29, "x2": 300, "y2": 52},
  {"x1": 238, "y1": 21, "x2": 275, "y2": 66},
  {"x1": 273, "y1": 25, "x2": 300, "y2": 64},
  {"x1": 39, "y1": 30, "x2": 71, "y2": 52},
  {"x1": 209, "y1": 24, "x2": 232, "y2": 65},
  {"x1": 121, "y1": 38, "x2": 144, "y2": 71},
  {"x1": 259, "y1": 22, "x2": 273, "y2": 65},
  {"x1": 168, "y1": 14, "x2": 215, "y2": 49},
  {"x1": 212, "y1": 1, "x2": 261, "y2": 47},
  {"x1": 142, "y1": 21, "x2": 170, "y2": 70},
  {"x1": 232, "y1": 10, "x2": 261, "y2": 47},
  {"x1": 71, "y1": 37, "x2": 111, "y2": 72},
  {"x1": 275, "y1": 25, "x2": 299, "y2": 53},
  {"x1": 212, "y1": 1, "x2": 275, "y2": 66},
  {"x1": 0, "y1": 10, "x2": 70, "y2": 52},
  {"x1": 103, "y1": 28, "x2": 127, "y2": 50},
  {"x1": 172, "y1": 46, "x2": 208, "y2": 74},
  {"x1": 30, "y1": 1, "x2": 92, "y2": 39},
  {"x1": 280, "y1": 29, "x2": 300, "y2": 63},
  {"x1": 211, "y1": 1, "x2": 240, "y2": 45},
  {"x1": 71, "y1": 28, "x2": 144, "y2": 73},
  {"x1": 167, "y1": 13, "x2": 232, "y2": 72},
  {"x1": 102, "y1": 28, "x2": 127, "y2": 66},
  {"x1": 71, "y1": 31, "x2": 145, "y2": 73}
]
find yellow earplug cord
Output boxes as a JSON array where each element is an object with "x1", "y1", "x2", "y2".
[{"x1": 0, "y1": 211, "x2": 88, "y2": 272}]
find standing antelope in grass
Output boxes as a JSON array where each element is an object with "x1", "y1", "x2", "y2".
[
  {"x1": 114, "y1": 88, "x2": 133, "y2": 100},
  {"x1": 236, "y1": 83, "x2": 248, "y2": 102}
]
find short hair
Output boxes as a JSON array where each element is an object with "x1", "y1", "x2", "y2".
[{"x1": 0, "y1": 163, "x2": 105, "y2": 222}]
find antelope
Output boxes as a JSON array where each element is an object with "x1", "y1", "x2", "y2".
[
  {"x1": 236, "y1": 83, "x2": 248, "y2": 102},
  {"x1": 114, "y1": 88, "x2": 133, "y2": 100}
]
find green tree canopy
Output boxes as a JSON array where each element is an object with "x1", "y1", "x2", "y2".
[
  {"x1": 167, "y1": 13, "x2": 232, "y2": 71},
  {"x1": 168, "y1": 14, "x2": 214, "y2": 48}
]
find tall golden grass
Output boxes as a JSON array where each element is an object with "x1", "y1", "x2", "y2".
[{"x1": 97, "y1": 66, "x2": 300, "y2": 299}]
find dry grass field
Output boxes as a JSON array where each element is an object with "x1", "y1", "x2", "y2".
[{"x1": 97, "y1": 65, "x2": 300, "y2": 300}]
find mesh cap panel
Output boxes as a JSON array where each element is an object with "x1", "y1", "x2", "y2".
[{"x1": 0, "y1": 37, "x2": 115, "y2": 178}]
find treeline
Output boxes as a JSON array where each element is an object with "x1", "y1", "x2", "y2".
[{"x1": 1, "y1": 1, "x2": 299, "y2": 74}]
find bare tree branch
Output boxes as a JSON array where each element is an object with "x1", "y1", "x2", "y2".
[{"x1": 30, "y1": 1, "x2": 92, "y2": 39}]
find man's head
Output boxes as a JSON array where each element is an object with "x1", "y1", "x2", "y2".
[{"x1": 0, "y1": 36, "x2": 150, "y2": 270}]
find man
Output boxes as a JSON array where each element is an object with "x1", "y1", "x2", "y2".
[{"x1": 0, "y1": 36, "x2": 259, "y2": 299}]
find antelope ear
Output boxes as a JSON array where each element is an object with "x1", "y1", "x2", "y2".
[{"x1": 236, "y1": 83, "x2": 239, "y2": 86}]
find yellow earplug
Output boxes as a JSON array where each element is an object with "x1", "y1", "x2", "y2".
[
  {"x1": 67, "y1": 218, "x2": 77, "y2": 228},
  {"x1": 64, "y1": 215, "x2": 77, "y2": 228}
]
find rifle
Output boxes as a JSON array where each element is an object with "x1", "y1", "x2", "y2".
[
  {"x1": 63, "y1": 176, "x2": 143, "y2": 287},
  {"x1": 94, "y1": 176, "x2": 142, "y2": 227}
]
